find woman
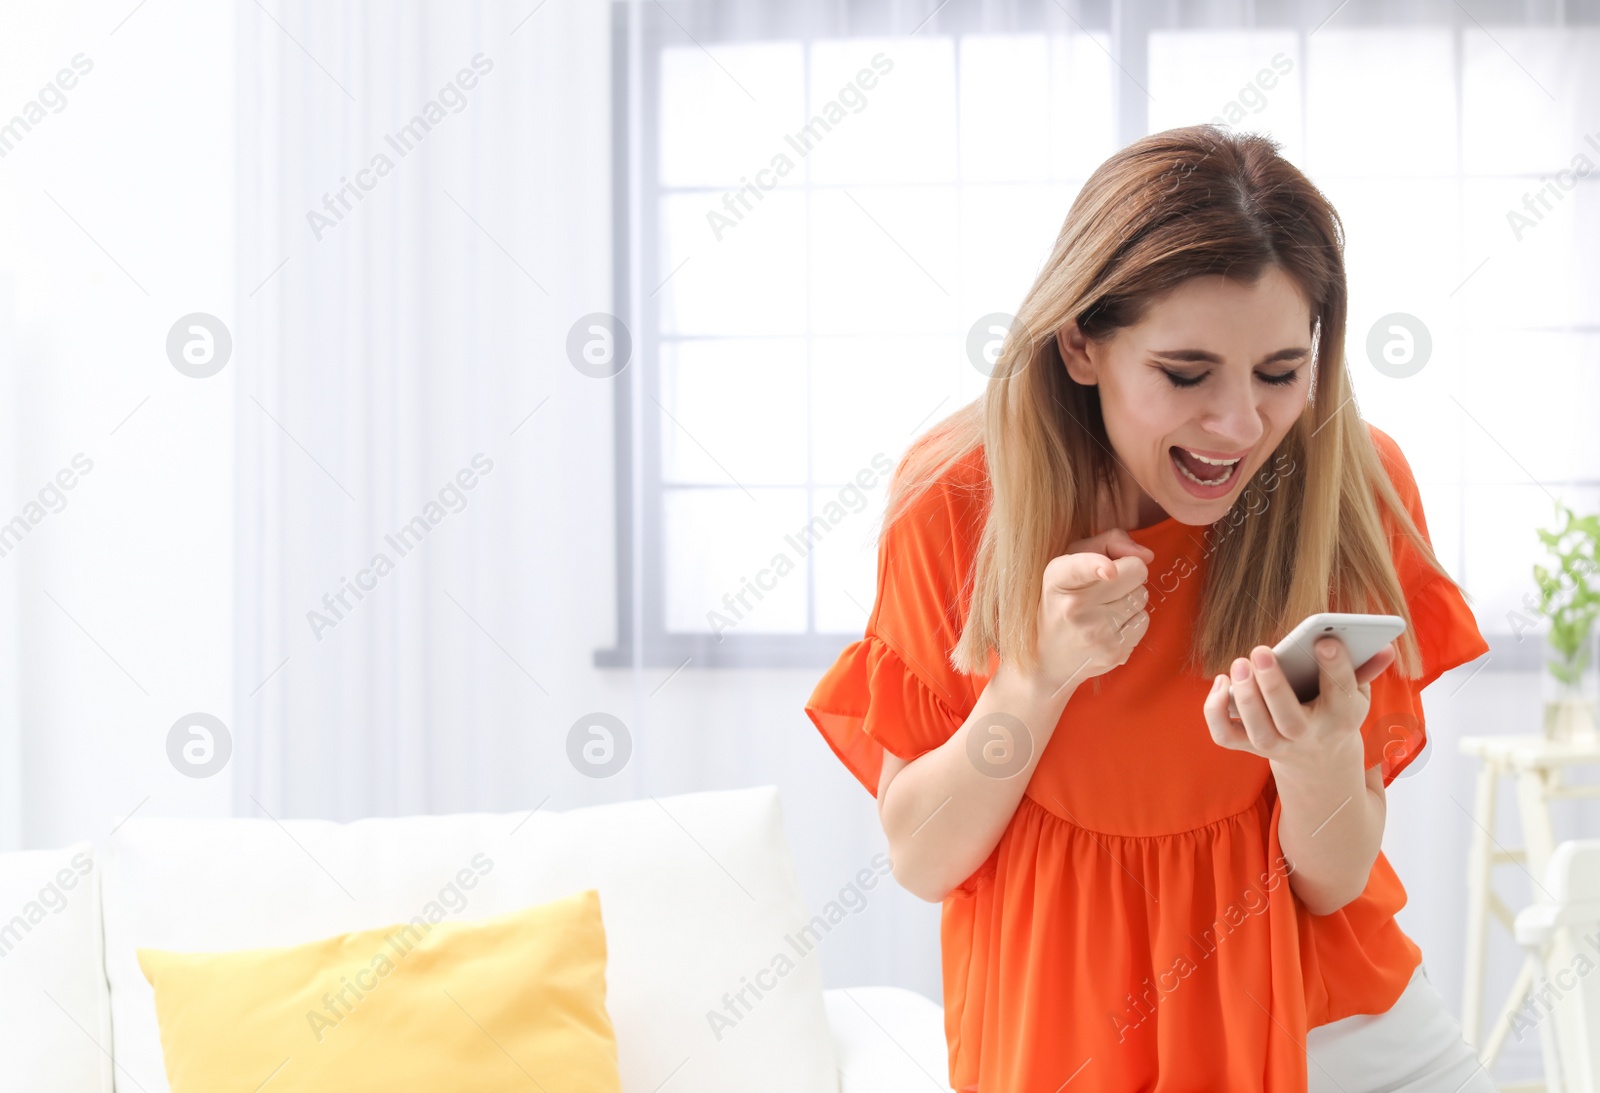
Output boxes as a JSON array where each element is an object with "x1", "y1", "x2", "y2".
[{"x1": 804, "y1": 125, "x2": 1495, "y2": 1092}]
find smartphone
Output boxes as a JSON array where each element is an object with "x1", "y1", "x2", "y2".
[{"x1": 1225, "y1": 612, "x2": 1407, "y2": 718}]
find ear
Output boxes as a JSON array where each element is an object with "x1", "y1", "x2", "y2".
[{"x1": 1056, "y1": 321, "x2": 1097, "y2": 386}]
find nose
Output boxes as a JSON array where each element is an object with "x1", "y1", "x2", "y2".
[{"x1": 1199, "y1": 375, "x2": 1266, "y2": 451}]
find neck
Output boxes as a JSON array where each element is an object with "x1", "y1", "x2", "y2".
[
  {"x1": 1133, "y1": 494, "x2": 1170, "y2": 530},
  {"x1": 1102, "y1": 471, "x2": 1169, "y2": 531}
]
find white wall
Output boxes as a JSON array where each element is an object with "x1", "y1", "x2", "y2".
[{"x1": 0, "y1": 0, "x2": 236, "y2": 849}]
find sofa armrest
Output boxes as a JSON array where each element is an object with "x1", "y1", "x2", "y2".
[{"x1": 824, "y1": 986, "x2": 950, "y2": 1092}]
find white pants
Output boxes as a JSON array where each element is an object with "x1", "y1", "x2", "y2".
[{"x1": 1306, "y1": 962, "x2": 1497, "y2": 1092}]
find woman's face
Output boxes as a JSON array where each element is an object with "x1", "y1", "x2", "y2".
[{"x1": 1057, "y1": 267, "x2": 1314, "y2": 528}]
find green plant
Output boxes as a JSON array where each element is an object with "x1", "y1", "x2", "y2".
[{"x1": 1533, "y1": 501, "x2": 1600, "y2": 688}]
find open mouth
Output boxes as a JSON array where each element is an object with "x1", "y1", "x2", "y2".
[{"x1": 1169, "y1": 445, "x2": 1241, "y2": 490}]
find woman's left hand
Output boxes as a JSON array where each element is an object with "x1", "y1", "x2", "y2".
[{"x1": 1202, "y1": 637, "x2": 1397, "y2": 770}]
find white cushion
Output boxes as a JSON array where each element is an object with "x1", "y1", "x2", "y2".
[
  {"x1": 0, "y1": 841, "x2": 114, "y2": 1093},
  {"x1": 101, "y1": 785, "x2": 838, "y2": 1093},
  {"x1": 825, "y1": 987, "x2": 949, "y2": 1092}
]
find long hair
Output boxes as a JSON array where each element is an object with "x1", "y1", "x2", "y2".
[{"x1": 883, "y1": 124, "x2": 1460, "y2": 683}]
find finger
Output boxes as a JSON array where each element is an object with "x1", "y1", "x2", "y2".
[
  {"x1": 1244, "y1": 645, "x2": 1309, "y2": 740},
  {"x1": 1044, "y1": 551, "x2": 1117, "y2": 593},
  {"x1": 1116, "y1": 583, "x2": 1151, "y2": 623},
  {"x1": 1203, "y1": 674, "x2": 1257, "y2": 753},
  {"x1": 1115, "y1": 605, "x2": 1151, "y2": 643},
  {"x1": 1092, "y1": 554, "x2": 1150, "y2": 602},
  {"x1": 1353, "y1": 642, "x2": 1397, "y2": 686},
  {"x1": 1311, "y1": 636, "x2": 1362, "y2": 719},
  {"x1": 1090, "y1": 528, "x2": 1157, "y2": 564},
  {"x1": 1228, "y1": 658, "x2": 1290, "y2": 756}
]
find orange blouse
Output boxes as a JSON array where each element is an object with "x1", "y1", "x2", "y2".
[{"x1": 804, "y1": 423, "x2": 1491, "y2": 1092}]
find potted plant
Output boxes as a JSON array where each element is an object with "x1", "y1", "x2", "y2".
[{"x1": 1532, "y1": 501, "x2": 1600, "y2": 744}]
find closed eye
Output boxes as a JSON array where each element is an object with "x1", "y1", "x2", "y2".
[{"x1": 1160, "y1": 368, "x2": 1301, "y2": 389}]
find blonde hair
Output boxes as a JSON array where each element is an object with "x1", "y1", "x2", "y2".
[{"x1": 883, "y1": 124, "x2": 1460, "y2": 683}]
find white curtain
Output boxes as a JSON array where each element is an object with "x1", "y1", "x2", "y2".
[
  {"x1": 231, "y1": 0, "x2": 934, "y2": 1001},
  {"x1": 235, "y1": 1, "x2": 621, "y2": 819}
]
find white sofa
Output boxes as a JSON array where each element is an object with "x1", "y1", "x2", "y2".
[{"x1": 0, "y1": 785, "x2": 948, "y2": 1092}]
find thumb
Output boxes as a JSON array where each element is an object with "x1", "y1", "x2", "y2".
[
  {"x1": 1048, "y1": 551, "x2": 1117, "y2": 593},
  {"x1": 1072, "y1": 527, "x2": 1156, "y2": 564},
  {"x1": 1099, "y1": 528, "x2": 1156, "y2": 563}
]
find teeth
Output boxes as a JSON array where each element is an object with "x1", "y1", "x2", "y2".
[
  {"x1": 1175, "y1": 458, "x2": 1237, "y2": 487},
  {"x1": 1179, "y1": 447, "x2": 1241, "y2": 466}
]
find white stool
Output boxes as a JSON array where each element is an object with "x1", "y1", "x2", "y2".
[
  {"x1": 1458, "y1": 734, "x2": 1600, "y2": 1087},
  {"x1": 1513, "y1": 840, "x2": 1600, "y2": 1093}
]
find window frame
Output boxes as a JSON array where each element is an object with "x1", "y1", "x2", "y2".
[{"x1": 595, "y1": 0, "x2": 1593, "y2": 673}]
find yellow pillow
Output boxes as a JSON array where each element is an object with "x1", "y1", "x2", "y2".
[{"x1": 137, "y1": 887, "x2": 622, "y2": 1092}]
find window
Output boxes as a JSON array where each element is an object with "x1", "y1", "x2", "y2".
[{"x1": 597, "y1": 0, "x2": 1600, "y2": 672}]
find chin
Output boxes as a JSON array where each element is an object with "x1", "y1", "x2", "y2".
[{"x1": 1164, "y1": 496, "x2": 1235, "y2": 531}]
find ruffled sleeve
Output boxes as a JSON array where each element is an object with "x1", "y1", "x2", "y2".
[
  {"x1": 805, "y1": 632, "x2": 969, "y2": 799},
  {"x1": 1360, "y1": 425, "x2": 1491, "y2": 785},
  {"x1": 805, "y1": 462, "x2": 982, "y2": 784},
  {"x1": 804, "y1": 459, "x2": 994, "y2": 892},
  {"x1": 805, "y1": 467, "x2": 998, "y2": 895}
]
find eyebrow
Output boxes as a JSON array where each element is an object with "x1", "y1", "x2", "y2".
[{"x1": 1150, "y1": 347, "x2": 1311, "y2": 366}]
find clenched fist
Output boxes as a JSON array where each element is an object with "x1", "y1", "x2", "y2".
[{"x1": 1034, "y1": 529, "x2": 1156, "y2": 696}]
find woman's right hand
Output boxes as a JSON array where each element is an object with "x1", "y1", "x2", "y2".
[
  {"x1": 1034, "y1": 529, "x2": 1155, "y2": 695},
  {"x1": 876, "y1": 526, "x2": 1155, "y2": 903}
]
